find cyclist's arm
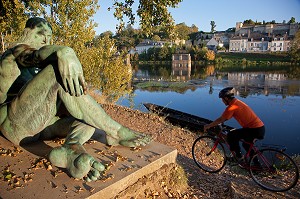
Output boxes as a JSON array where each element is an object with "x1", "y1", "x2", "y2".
[{"x1": 203, "y1": 116, "x2": 227, "y2": 131}]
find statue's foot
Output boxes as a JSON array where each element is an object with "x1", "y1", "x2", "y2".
[
  {"x1": 106, "y1": 126, "x2": 152, "y2": 147},
  {"x1": 48, "y1": 144, "x2": 105, "y2": 181}
]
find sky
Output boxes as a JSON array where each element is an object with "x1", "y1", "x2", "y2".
[{"x1": 94, "y1": 0, "x2": 300, "y2": 35}]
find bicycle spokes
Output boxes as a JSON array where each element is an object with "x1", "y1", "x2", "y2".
[
  {"x1": 250, "y1": 149, "x2": 299, "y2": 192},
  {"x1": 192, "y1": 136, "x2": 226, "y2": 173}
]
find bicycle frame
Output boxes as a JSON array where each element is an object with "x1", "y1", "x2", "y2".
[
  {"x1": 211, "y1": 125, "x2": 274, "y2": 171},
  {"x1": 211, "y1": 127, "x2": 270, "y2": 169}
]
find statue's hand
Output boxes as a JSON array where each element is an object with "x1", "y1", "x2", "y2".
[{"x1": 57, "y1": 47, "x2": 87, "y2": 96}]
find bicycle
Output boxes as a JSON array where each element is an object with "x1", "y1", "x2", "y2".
[{"x1": 192, "y1": 124, "x2": 299, "y2": 192}]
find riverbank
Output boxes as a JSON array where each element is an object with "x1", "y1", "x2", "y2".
[
  {"x1": 135, "y1": 52, "x2": 298, "y2": 67},
  {"x1": 101, "y1": 103, "x2": 300, "y2": 198}
]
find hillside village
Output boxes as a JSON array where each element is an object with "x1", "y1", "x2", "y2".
[{"x1": 131, "y1": 22, "x2": 300, "y2": 54}]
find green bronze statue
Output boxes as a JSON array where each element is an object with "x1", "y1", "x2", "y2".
[{"x1": 0, "y1": 17, "x2": 151, "y2": 181}]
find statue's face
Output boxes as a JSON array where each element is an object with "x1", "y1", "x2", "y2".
[{"x1": 29, "y1": 22, "x2": 52, "y2": 48}]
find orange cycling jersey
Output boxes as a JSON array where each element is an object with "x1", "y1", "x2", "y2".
[{"x1": 221, "y1": 98, "x2": 264, "y2": 128}]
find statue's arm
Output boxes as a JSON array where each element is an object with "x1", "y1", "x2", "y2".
[
  {"x1": 0, "y1": 49, "x2": 21, "y2": 104},
  {"x1": 13, "y1": 44, "x2": 87, "y2": 96}
]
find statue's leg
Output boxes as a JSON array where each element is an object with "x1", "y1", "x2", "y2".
[
  {"x1": 0, "y1": 65, "x2": 104, "y2": 181},
  {"x1": 48, "y1": 120, "x2": 105, "y2": 181},
  {"x1": 39, "y1": 116, "x2": 74, "y2": 140},
  {"x1": 0, "y1": 66, "x2": 61, "y2": 145},
  {"x1": 57, "y1": 89, "x2": 151, "y2": 147}
]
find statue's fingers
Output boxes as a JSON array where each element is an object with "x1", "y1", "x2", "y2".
[
  {"x1": 85, "y1": 176, "x2": 92, "y2": 182},
  {"x1": 62, "y1": 78, "x2": 69, "y2": 93},
  {"x1": 91, "y1": 161, "x2": 105, "y2": 172},
  {"x1": 74, "y1": 78, "x2": 81, "y2": 96},
  {"x1": 119, "y1": 140, "x2": 136, "y2": 148},
  {"x1": 67, "y1": 78, "x2": 75, "y2": 96},
  {"x1": 79, "y1": 75, "x2": 87, "y2": 94},
  {"x1": 89, "y1": 168, "x2": 100, "y2": 178},
  {"x1": 87, "y1": 171, "x2": 98, "y2": 181}
]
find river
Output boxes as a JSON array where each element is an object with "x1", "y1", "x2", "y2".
[{"x1": 117, "y1": 64, "x2": 300, "y2": 156}]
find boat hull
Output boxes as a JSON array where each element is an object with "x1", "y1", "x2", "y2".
[{"x1": 143, "y1": 103, "x2": 233, "y2": 132}]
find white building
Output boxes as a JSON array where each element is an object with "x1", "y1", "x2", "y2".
[
  {"x1": 131, "y1": 40, "x2": 166, "y2": 54},
  {"x1": 229, "y1": 37, "x2": 248, "y2": 52}
]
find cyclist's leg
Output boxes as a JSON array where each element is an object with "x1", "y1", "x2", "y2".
[
  {"x1": 227, "y1": 128, "x2": 246, "y2": 158},
  {"x1": 242, "y1": 126, "x2": 265, "y2": 163}
]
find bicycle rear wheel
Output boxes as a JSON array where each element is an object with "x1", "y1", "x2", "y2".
[
  {"x1": 192, "y1": 136, "x2": 226, "y2": 173},
  {"x1": 249, "y1": 148, "x2": 299, "y2": 192}
]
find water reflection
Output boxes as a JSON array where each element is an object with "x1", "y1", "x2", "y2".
[
  {"x1": 132, "y1": 63, "x2": 300, "y2": 97},
  {"x1": 218, "y1": 72, "x2": 300, "y2": 97},
  {"x1": 172, "y1": 54, "x2": 191, "y2": 81}
]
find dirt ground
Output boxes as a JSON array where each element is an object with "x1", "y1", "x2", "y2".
[{"x1": 102, "y1": 104, "x2": 300, "y2": 199}]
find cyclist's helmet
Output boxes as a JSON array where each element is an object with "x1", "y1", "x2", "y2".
[{"x1": 219, "y1": 87, "x2": 235, "y2": 99}]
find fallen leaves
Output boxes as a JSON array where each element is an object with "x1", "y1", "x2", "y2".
[
  {"x1": 0, "y1": 146, "x2": 23, "y2": 157},
  {"x1": 1, "y1": 165, "x2": 35, "y2": 190},
  {"x1": 30, "y1": 157, "x2": 53, "y2": 170}
]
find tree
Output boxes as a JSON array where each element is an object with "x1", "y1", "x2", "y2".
[
  {"x1": 0, "y1": 0, "x2": 28, "y2": 52},
  {"x1": 288, "y1": 17, "x2": 296, "y2": 24},
  {"x1": 32, "y1": 0, "x2": 99, "y2": 51},
  {"x1": 113, "y1": 24, "x2": 136, "y2": 51},
  {"x1": 210, "y1": 21, "x2": 216, "y2": 33},
  {"x1": 289, "y1": 30, "x2": 300, "y2": 63},
  {"x1": 243, "y1": 19, "x2": 255, "y2": 26},
  {"x1": 109, "y1": 0, "x2": 182, "y2": 38},
  {"x1": 204, "y1": 50, "x2": 215, "y2": 61},
  {"x1": 158, "y1": 45, "x2": 169, "y2": 60},
  {"x1": 175, "y1": 22, "x2": 191, "y2": 40},
  {"x1": 0, "y1": 0, "x2": 99, "y2": 53},
  {"x1": 175, "y1": 22, "x2": 198, "y2": 40},
  {"x1": 82, "y1": 35, "x2": 132, "y2": 102},
  {"x1": 152, "y1": 35, "x2": 161, "y2": 42},
  {"x1": 99, "y1": 31, "x2": 114, "y2": 39}
]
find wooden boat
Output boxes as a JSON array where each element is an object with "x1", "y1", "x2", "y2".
[{"x1": 143, "y1": 103, "x2": 234, "y2": 132}]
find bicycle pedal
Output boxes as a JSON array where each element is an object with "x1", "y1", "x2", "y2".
[{"x1": 238, "y1": 162, "x2": 248, "y2": 169}]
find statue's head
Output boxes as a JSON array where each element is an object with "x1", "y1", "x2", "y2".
[
  {"x1": 25, "y1": 17, "x2": 52, "y2": 31},
  {"x1": 17, "y1": 17, "x2": 53, "y2": 49}
]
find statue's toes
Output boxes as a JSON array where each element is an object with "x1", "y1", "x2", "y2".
[
  {"x1": 91, "y1": 161, "x2": 105, "y2": 172},
  {"x1": 119, "y1": 140, "x2": 138, "y2": 147},
  {"x1": 119, "y1": 136, "x2": 152, "y2": 147},
  {"x1": 70, "y1": 153, "x2": 92, "y2": 179},
  {"x1": 86, "y1": 168, "x2": 100, "y2": 181}
]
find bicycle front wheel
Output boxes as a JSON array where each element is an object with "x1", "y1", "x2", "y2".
[
  {"x1": 250, "y1": 148, "x2": 299, "y2": 192},
  {"x1": 192, "y1": 136, "x2": 226, "y2": 173}
]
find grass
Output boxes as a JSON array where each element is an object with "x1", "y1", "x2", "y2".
[
  {"x1": 217, "y1": 52, "x2": 291, "y2": 62},
  {"x1": 167, "y1": 164, "x2": 188, "y2": 190},
  {"x1": 135, "y1": 81, "x2": 191, "y2": 89}
]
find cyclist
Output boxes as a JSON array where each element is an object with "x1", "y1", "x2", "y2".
[{"x1": 204, "y1": 87, "x2": 265, "y2": 162}]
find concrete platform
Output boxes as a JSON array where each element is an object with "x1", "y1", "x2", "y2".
[{"x1": 0, "y1": 130, "x2": 177, "y2": 199}]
